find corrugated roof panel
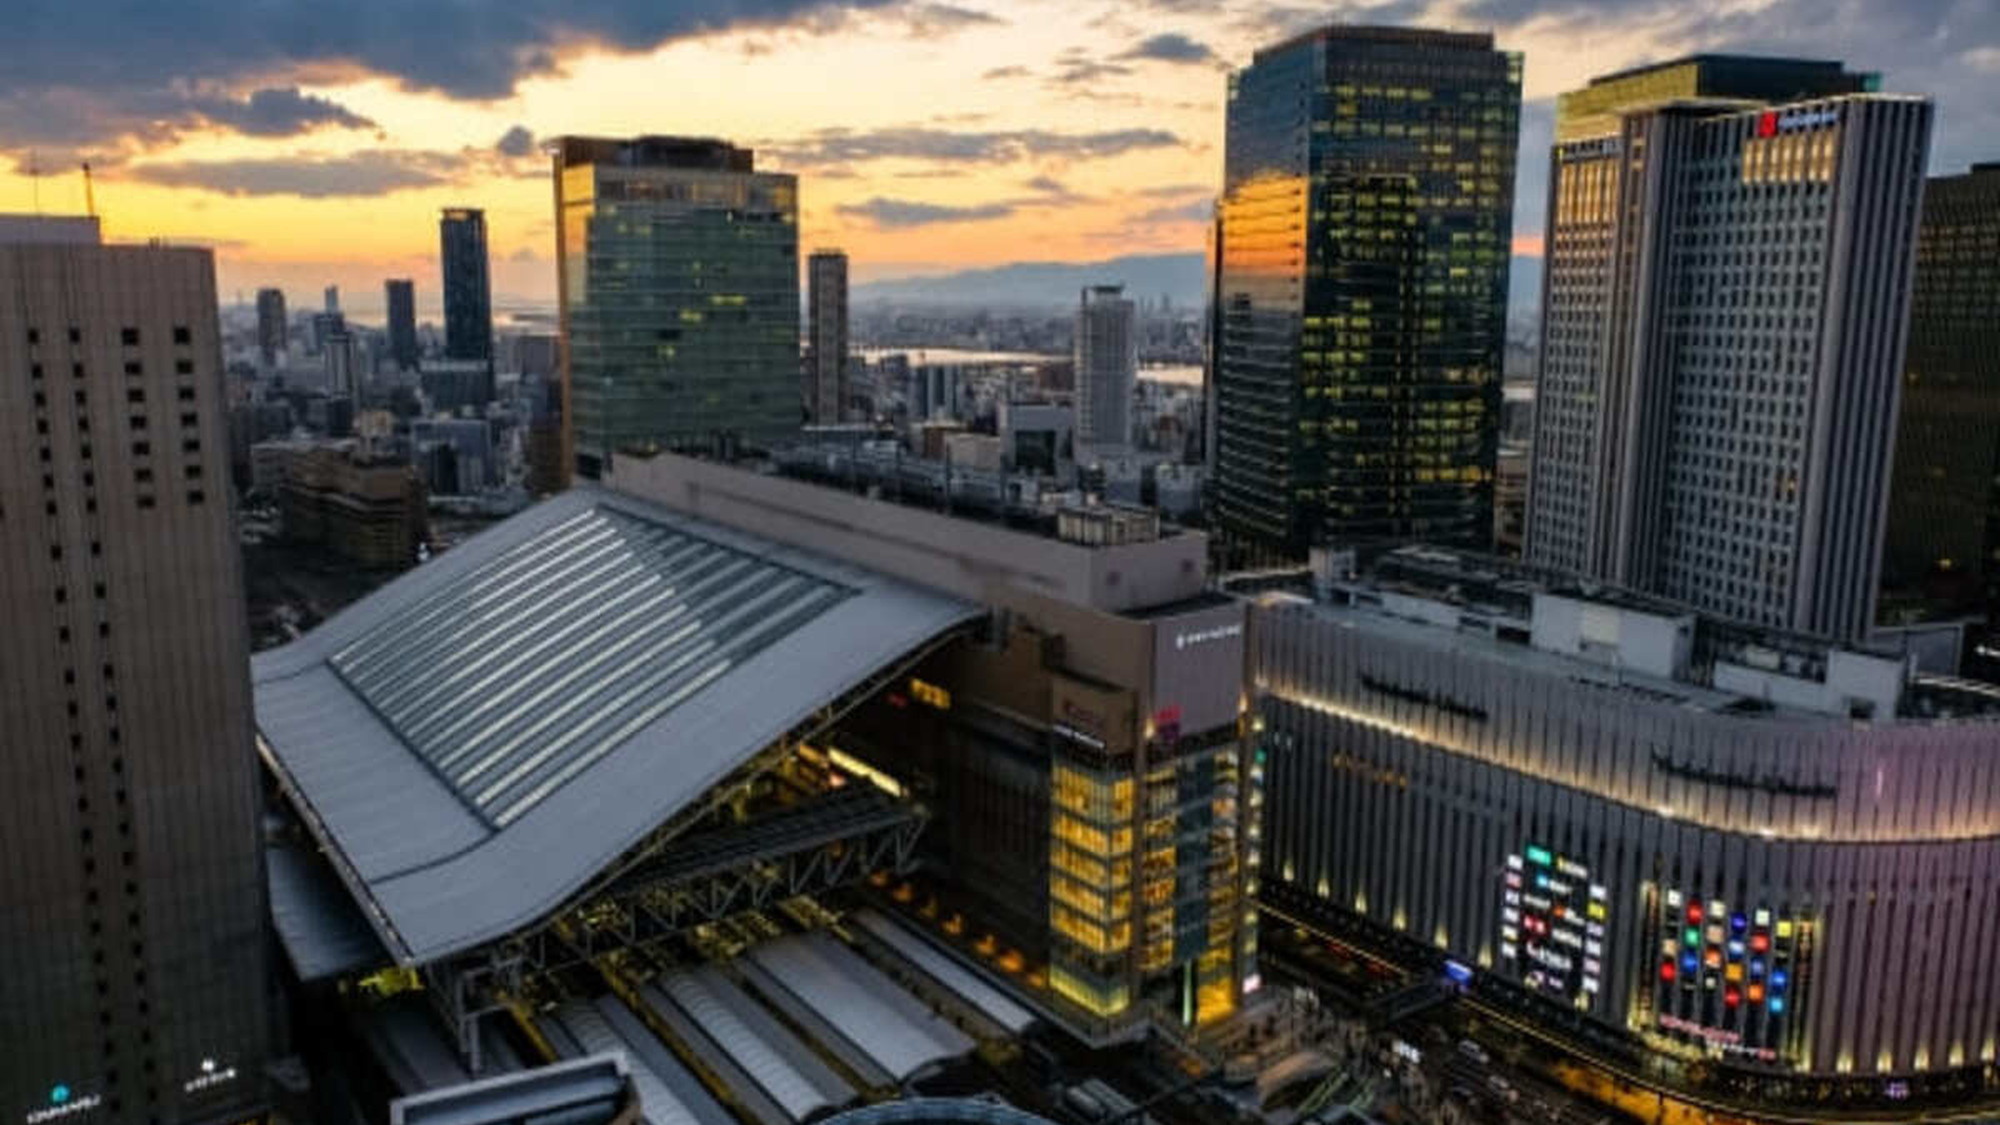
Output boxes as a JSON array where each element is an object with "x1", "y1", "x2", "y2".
[
  {"x1": 329, "y1": 506, "x2": 853, "y2": 827},
  {"x1": 254, "y1": 487, "x2": 981, "y2": 965},
  {"x1": 745, "y1": 936, "x2": 973, "y2": 1081},
  {"x1": 658, "y1": 969, "x2": 836, "y2": 1121},
  {"x1": 851, "y1": 910, "x2": 1037, "y2": 1035}
]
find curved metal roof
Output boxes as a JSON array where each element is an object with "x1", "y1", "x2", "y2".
[{"x1": 254, "y1": 486, "x2": 979, "y2": 966}]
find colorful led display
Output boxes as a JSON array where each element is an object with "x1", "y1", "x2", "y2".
[
  {"x1": 1648, "y1": 888, "x2": 1810, "y2": 1063},
  {"x1": 1499, "y1": 844, "x2": 1608, "y2": 1005}
]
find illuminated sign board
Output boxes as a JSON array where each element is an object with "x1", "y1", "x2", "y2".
[
  {"x1": 1498, "y1": 844, "x2": 1607, "y2": 1005},
  {"x1": 1560, "y1": 136, "x2": 1623, "y2": 161},
  {"x1": 1174, "y1": 622, "x2": 1242, "y2": 650},
  {"x1": 24, "y1": 1086, "x2": 100, "y2": 1125},
  {"x1": 1648, "y1": 889, "x2": 1811, "y2": 1063},
  {"x1": 182, "y1": 1058, "x2": 239, "y2": 1095},
  {"x1": 1756, "y1": 108, "x2": 1839, "y2": 137}
]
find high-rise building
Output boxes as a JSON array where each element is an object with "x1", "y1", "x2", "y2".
[
  {"x1": 806, "y1": 248, "x2": 848, "y2": 424},
  {"x1": 385, "y1": 278, "x2": 419, "y2": 371},
  {"x1": 1880, "y1": 164, "x2": 2000, "y2": 631},
  {"x1": 323, "y1": 284, "x2": 339, "y2": 315},
  {"x1": 310, "y1": 310, "x2": 344, "y2": 355},
  {"x1": 1074, "y1": 284, "x2": 1134, "y2": 454},
  {"x1": 1210, "y1": 26, "x2": 1521, "y2": 563},
  {"x1": 255, "y1": 286, "x2": 287, "y2": 366},
  {"x1": 1525, "y1": 57, "x2": 1931, "y2": 641},
  {"x1": 441, "y1": 208, "x2": 493, "y2": 365},
  {"x1": 0, "y1": 219, "x2": 270, "y2": 1124},
  {"x1": 553, "y1": 135, "x2": 800, "y2": 479},
  {"x1": 325, "y1": 327, "x2": 359, "y2": 404}
]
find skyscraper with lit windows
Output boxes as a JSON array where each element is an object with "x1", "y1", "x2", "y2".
[
  {"x1": 1525, "y1": 56, "x2": 1930, "y2": 641},
  {"x1": 553, "y1": 136, "x2": 800, "y2": 480},
  {"x1": 1210, "y1": 25, "x2": 1520, "y2": 563}
]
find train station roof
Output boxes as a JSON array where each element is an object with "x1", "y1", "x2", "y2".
[{"x1": 254, "y1": 486, "x2": 979, "y2": 966}]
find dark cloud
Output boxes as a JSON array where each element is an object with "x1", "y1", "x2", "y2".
[
  {"x1": 0, "y1": 0, "x2": 899, "y2": 157},
  {"x1": 893, "y1": 3, "x2": 1004, "y2": 37},
  {"x1": 836, "y1": 197, "x2": 1016, "y2": 227},
  {"x1": 496, "y1": 125, "x2": 537, "y2": 158},
  {"x1": 123, "y1": 151, "x2": 461, "y2": 198},
  {"x1": 1019, "y1": 175, "x2": 1094, "y2": 205},
  {"x1": 191, "y1": 87, "x2": 375, "y2": 136},
  {"x1": 509, "y1": 246, "x2": 542, "y2": 263},
  {"x1": 1051, "y1": 60, "x2": 1134, "y2": 85},
  {"x1": 0, "y1": 1, "x2": 901, "y2": 102},
  {"x1": 1137, "y1": 199, "x2": 1212, "y2": 224},
  {"x1": 982, "y1": 65, "x2": 1032, "y2": 80},
  {"x1": 0, "y1": 84, "x2": 375, "y2": 160},
  {"x1": 767, "y1": 125, "x2": 1183, "y2": 166},
  {"x1": 1115, "y1": 32, "x2": 1217, "y2": 64}
]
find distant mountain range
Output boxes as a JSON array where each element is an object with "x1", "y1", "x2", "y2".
[
  {"x1": 857, "y1": 251, "x2": 1547, "y2": 328},
  {"x1": 856, "y1": 253, "x2": 1208, "y2": 309}
]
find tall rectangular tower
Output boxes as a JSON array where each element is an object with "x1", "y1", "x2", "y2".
[
  {"x1": 1880, "y1": 164, "x2": 2000, "y2": 625},
  {"x1": 1526, "y1": 56, "x2": 1930, "y2": 640},
  {"x1": 1211, "y1": 25, "x2": 1520, "y2": 562},
  {"x1": 0, "y1": 222, "x2": 270, "y2": 1125},
  {"x1": 1075, "y1": 284, "x2": 1136, "y2": 454},
  {"x1": 254, "y1": 286, "x2": 286, "y2": 366},
  {"x1": 806, "y1": 249, "x2": 848, "y2": 424},
  {"x1": 440, "y1": 208, "x2": 493, "y2": 365},
  {"x1": 553, "y1": 135, "x2": 800, "y2": 480},
  {"x1": 385, "y1": 277, "x2": 418, "y2": 371}
]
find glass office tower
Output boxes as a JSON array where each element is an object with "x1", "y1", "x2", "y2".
[
  {"x1": 440, "y1": 208, "x2": 492, "y2": 364},
  {"x1": 554, "y1": 136, "x2": 800, "y2": 480},
  {"x1": 1211, "y1": 26, "x2": 1520, "y2": 563},
  {"x1": 1881, "y1": 164, "x2": 2000, "y2": 639}
]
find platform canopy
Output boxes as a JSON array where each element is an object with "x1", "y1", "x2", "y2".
[{"x1": 255, "y1": 486, "x2": 979, "y2": 967}]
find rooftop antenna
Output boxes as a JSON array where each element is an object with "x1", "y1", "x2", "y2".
[{"x1": 81, "y1": 162, "x2": 98, "y2": 220}]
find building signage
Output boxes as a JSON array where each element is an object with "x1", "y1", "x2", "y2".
[
  {"x1": 1756, "y1": 108, "x2": 1839, "y2": 137},
  {"x1": 1561, "y1": 136, "x2": 1622, "y2": 161},
  {"x1": 1650, "y1": 749, "x2": 1835, "y2": 799},
  {"x1": 1174, "y1": 622, "x2": 1242, "y2": 650},
  {"x1": 25, "y1": 1087, "x2": 100, "y2": 1125},
  {"x1": 1499, "y1": 845, "x2": 1608, "y2": 1003},
  {"x1": 1358, "y1": 672, "x2": 1488, "y2": 721},
  {"x1": 182, "y1": 1059, "x2": 239, "y2": 1095}
]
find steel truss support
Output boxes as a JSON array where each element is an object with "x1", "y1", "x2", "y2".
[{"x1": 424, "y1": 946, "x2": 524, "y2": 1075}]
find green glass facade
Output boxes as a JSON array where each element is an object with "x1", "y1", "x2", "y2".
[
  {"x1": 1212, "y1": 27, "x2": 1520, "y2": 561},
  {"x1": 555, "y1": 136, "x2": 800, "y2": 480}
]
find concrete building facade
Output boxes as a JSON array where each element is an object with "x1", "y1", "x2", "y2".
[
  {"x1": 1527, "y1": 57, "x2": 1932, "y2": 641},
  {"x1": 807, "y1": 249, "x2": 849, "y2": 424},
  {"x1": 0, "y1": 222, "x2": 271, "y2": 1124},
  {"x1": 1074, "y1": 285, "x2": 1134, "y2": 454}
]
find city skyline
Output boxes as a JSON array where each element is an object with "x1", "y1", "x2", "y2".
[{"x1": 0, "y1": 0, "x2": 1994, "y2": 309}]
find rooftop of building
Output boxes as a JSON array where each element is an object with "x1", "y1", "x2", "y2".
[
  {"x1": 1581, "y1": 53, "x2": 1861, "y2": 89},
  {"x1": 1254, "y1": 23, "x2": 1496, "y2": 64},
  {"x1": 755, "y1": 441, "x2": 1197, "y2": 549},
  {"x1": 0, "y1": 213, "x2": 101, "y2": 245},
  {"x1": 606, "y1": 450, "x2": 1212, "y2": 616},
  {"x1": 1264, "y1": 545, "x2": 2000, "y2": 725},
  {"x1": 554, "y1": 134, "x2": 756, "y2": 172}
]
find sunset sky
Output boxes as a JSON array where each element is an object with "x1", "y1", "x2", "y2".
[{"x1": 2, "y1": 0, "x2": 1993, "y2": 316}]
